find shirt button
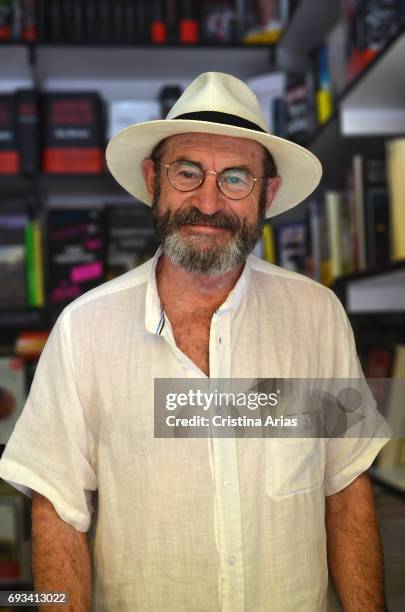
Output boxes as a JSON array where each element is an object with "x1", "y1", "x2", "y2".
[
  {"x1": 219, "y1": 337, "x2": 222, "y2": 344},
  {"x1": 228, "y1": 555, "x2": 236, "y2": 566},
  {"x1": 224, "y1": 481, "x2": 232, "y2": 490}
]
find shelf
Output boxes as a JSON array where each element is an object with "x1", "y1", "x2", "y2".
[
  {"x1": 277, "y1": 0, "x2": 340, "y2": 72},
  {"x1": 332, "y1": 261, "x2": 405, "y2": 314},
  {"x1": 0, "y1": 44, "x2": 32, "y2": 92},
  {"x1": 370, "y1": 466, "x2": 405, "y2": 496},
  {"x1": 304, "y1": 29, "x2": 405, "y2": 186},
  {"x1": 279, "y1": 0, "x2": 340, "y2": 55},
  {"x1": 340, "y1": 32, "x2": 405, "y2": 136},
  {"x1": 0, "y1": 43, "x2": 274, "y2": 95},
  {"x1": 0, "y1": 309, "x2": 48, "y2": 331}
]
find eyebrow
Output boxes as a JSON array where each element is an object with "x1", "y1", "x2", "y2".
[{"x1": 170, "y1": 156, "x2": 256, "y2": 175}]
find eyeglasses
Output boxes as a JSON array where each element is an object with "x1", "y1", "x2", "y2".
[{"x1": 157, "y1": 160, "x2": 266, "y2": 200}]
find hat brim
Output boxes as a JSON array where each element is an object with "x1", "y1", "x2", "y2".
[{"x1": 105, "y1": 119, "x2": 322, "y2": 219}]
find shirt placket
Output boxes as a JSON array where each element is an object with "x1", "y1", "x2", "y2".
[{"x1": 209, "y1": 308, "x2": 246, "y2": 612}]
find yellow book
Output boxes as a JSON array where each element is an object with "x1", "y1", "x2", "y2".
[
  {"x1": 33, "y1": 220, "x2": 45, "y2": 306},
  {"x1": 387, "y1": 138, "x2": 405, "y2": 261},
  {"x1": 316, "y1": 89, "x2": 333, "y2": 124},
  {"x1": 262, "y1": 224, "x2": 275, "y2": 263}
]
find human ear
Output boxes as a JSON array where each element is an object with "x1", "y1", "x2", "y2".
[
  {"x1": 264, "y1": 176, "x2": 282, "y2": 215},
  {"x1": 141, "y1": 159, "x2": 156, "y2": 199}
]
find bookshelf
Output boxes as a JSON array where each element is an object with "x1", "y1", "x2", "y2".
[
  {"x1": 0, "y1": 1, "x2": 404, "y2": 492},
  {"x1": 307, "y1": 29, "x2": 404, "y2": 186},
  {"x1": 333, "y1": 262, "x2": 405, "y2": 315}
]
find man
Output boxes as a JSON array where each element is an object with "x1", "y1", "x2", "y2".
[{"x1": 0, "y1": 72, "x2": 391, "y2": 611}]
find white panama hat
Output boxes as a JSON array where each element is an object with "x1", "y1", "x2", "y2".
[{"x1": 106, "y1": 71, "x2": 322, "y2": 219}]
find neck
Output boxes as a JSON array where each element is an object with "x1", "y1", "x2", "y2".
[{"x1": 156, "y1": 251, "x2": 245, "y2": 313}]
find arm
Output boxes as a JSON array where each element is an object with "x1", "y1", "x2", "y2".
[
  {"x1": 325, "y1": 472, "x2": 387, "y2": 612},
  {"x1": 31, "y1": 491, "x2": 91, "y2": 612}
]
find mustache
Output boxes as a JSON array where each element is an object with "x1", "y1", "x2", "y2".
[{"x1": 168, "y1": 207, "x2": 241, "y2": 231}]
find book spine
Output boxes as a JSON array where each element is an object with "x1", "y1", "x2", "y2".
[
  {"x1": 387, "y1": 138, "x2": 405, "y2": 261},
  {"x1": 325, "y1": 191, "x2": 343, "y2": 281},
  {"x1": 353, "y1": 155, "x2": 366, "y2": 271},
  {"x1": 32, "y1": 219, "x2": 45, "y2": 306},
  {"x1": 0, "y1": 0, "x2": 13, "y2": 40},
  {"x1": 315, "y1": 44, "x2": 333, "y2": 125},
  {"x1": 12, "y1": 0, "x2": 23, "y2": 40},
  {"x1": 165, "y1": 0, "x2": 177, "y2": 43},
  {"x1": 179, "y1": 0, "x2": 198, "y2": 44},
  {"x1": 16, "y1": 89, "x2": 40, "y2": 175},
  {"x1": 84, "y1": 0, "x2": 97, "y2": 43},
  {"x1": 123, "y1": 0, "x2": 136, "y2": 43},
  {"x1": 111, "y1": 0, "x2": 124, "y2": 43},
  {"x1": 24, "y1": 221, "x2": 37, "y2": 306},
  {"x1": 262, "y1": 223, "x2": 275, "y2": 263},
  {"x1": 0, "y1": 94, "x2": 20, "y2": 174},
  {"x1": 42, "y1": 93, "x2": 105, "y2": 174},
  {"x1": 150, "y1": 0, "x2": 167, "y2": 44},
  {"x1": 21, "y1": 0, "x2": 38, "y2": 41}
]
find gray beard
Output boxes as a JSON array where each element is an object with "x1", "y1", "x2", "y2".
[
  {"x1": 151, "y1": 180, "x2": 266, "y2": 276},
  {"x1": 162, "y1": 229, "x2": 250, "y2": 276}
]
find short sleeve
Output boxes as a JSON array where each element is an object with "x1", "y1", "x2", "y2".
[
  {"x1": 0, "y1": 310, "x2": 97, "y2": 532},
  {"x1": 323, "y1": 292, "x2": 392, "y2": 496}
]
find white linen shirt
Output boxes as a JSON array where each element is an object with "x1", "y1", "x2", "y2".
[{"x1": 0, "y1": 246, "x2": 390, "y2": 612}]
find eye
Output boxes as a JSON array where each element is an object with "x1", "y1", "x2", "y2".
[
  {"x1": 221, "y1": 169, "x2": 250, "y2": 187},
  {"x1": 172, "y1": 161, "x2": 202, "y2": 180}
]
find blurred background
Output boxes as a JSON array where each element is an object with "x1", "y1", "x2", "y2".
[{"x1": 0, "y1": 0, "x2": 404, "y2": 610}]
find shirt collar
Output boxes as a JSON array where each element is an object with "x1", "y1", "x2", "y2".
[
  {"x1": 145, "y1": 246, "x2": 165, "y2": 335},
  {"x1": 145, "y1": 246, "x2": 253, "y2": 335}
]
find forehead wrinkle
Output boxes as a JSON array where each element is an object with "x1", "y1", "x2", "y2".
[{"x1": 164, "y1": 133, "x2": 263, "y2": 173}]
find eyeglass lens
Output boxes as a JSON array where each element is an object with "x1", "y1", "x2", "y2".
[{"x1": 167, "y1": 160, "x2": 255, "y2": 200}]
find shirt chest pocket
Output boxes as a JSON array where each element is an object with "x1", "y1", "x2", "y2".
[{"x1": 265, "y1": 438, "x2": 325, "y2": 500}]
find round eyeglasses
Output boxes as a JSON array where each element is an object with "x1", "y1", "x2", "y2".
[{"x1": 157, "y1": 160, "x2": 266, "y2": 200}]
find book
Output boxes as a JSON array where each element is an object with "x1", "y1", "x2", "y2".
[
  {"x1": 352, "y1": 155, "x2": 367, "y2": 271},
  {"x1": 0, "y1": 0, "x2": 13, "y2": 40},
  {"x1": 386, "y1": 138, "x2": 405, "y2": 262},
  {"x1": 344, "y1": 0, "x2": 401, "y2": 83},
  {"x1": 313, "y1": 44, "x2": 333, "y2": 125},
  {"x1": 262, "y1": 223, "x2": 275, "y2": 264},
  {"x1": 15, "y1": 89, "x2": 40, "y2": 175},
  {"x1": 105, "y1": 204, "x2": 159, "y2": 279},
  {"x1": 47, "y1": 208, "x2": 105, "y2": 308},
  {"x1": 325, "y1": 19, "x2": 347, "y2": 99},
  {"x1": 363, "y1": 158, "x2": 390, "y2": 270},
  {"x1": 21, "y1": 0, "x2": 38, "y2": 41},
  {"x1": 247, "y1": 72, "x2": 286, "y2": 134},
  {"x1": 179, "y1": 0, "x2": 199, "y2": 44},
  {"x1": 325, "y1": 191, "x2": 343, "y2": 281},
  {"x1": 284, "y1": 79, "x2": 311, "y2": 145},
  {"x1": 108, "y1": 99, "x2": 160, "y2": 139},
  {"x1": 0, "y1": 95, "x2": 20, "y2": 174},
  {"x1": 276, "y1": 221, "x2": 307, "y2": 274},
  {"x1": 344, "y1": 156, "x2": 367, "y2": 274},
  {"x1": 42, "y1": 92, "x2": 105, "y2": 174},
  {"x1": 377, "y1": 345, "x2": 405, "y2": 470},
  {"x1": 24, "y1": 219, "x2": 44, "y2": 307},
  {"x1": 0, "y1": 356, "x2": 26, "y2": 445},
  {"x1": 243, "y1": 0, "x2": 288, "y2": 44},
  {"x1": 0, "y1": 211, "x2": 28, "y2": 309},
  {"x1": 305, "y1": 200, "x2": 321, "y2": 281},
  {"x1": 201, "y1": 0, "x2": 237, "y2": 44},
  {"x1": 150, "y1": 0, "x2": 167, "y2": 44}
]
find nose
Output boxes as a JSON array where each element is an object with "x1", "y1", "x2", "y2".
[{"x1": 187, "y1": 171, "x2": 224, "y2": 215}]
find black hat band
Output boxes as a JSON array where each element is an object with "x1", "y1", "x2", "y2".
[{"x1": 173, "y1": 111, "x2": 266, "y2": 133}]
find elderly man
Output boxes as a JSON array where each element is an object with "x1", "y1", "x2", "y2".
[{"x1": 0, "y1": 72, "x2": 390, "y2": 611}]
